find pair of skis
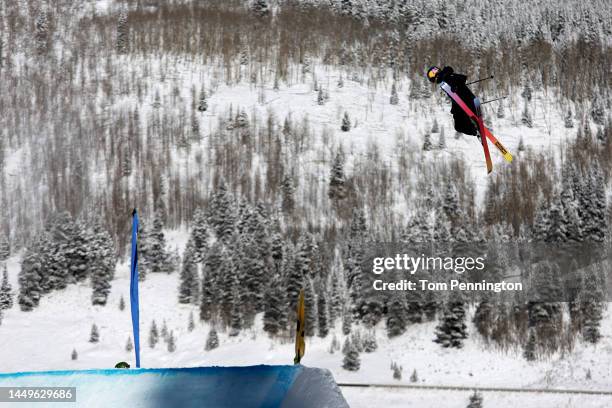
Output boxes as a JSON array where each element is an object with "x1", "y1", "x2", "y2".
[{"x1": 439, "y1": 82, "x2": 513, "y2": 174}]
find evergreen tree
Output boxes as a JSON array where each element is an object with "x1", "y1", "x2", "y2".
[
  {"x1": 148, "y1": 210, "x2": 171, "y2": 273},
  {"x1": 438, "y1": 128, "x2": 446, "y2": 149},
  {"x1": 45, "y1": 212, "x2": 89, "y2": 288},
  {"x1": 580, "y1": 266, "x2": 604, "y2": 344},
  {"x1": 188, "y1": 311, "x2": 195, "y2": 332},
  {"x1": 329, "y1": 335, "x2": 341, "y2": 354},
  {"x1": 467, "y1": 391, "x2": 483, "y2": 408},
  {"x1": 518, "y1": 137, "x2": 525, "y2": 152},
  {"x1": 342, "y1": 306, "x2": 353, "y2": 335},
  {"x1": 317, "y1": 290, "x2": 329, "y2": 338},
  {"x1": 263, "y1": 274, "x2": 287, "y2": 336},
  {"x1": 390, "y1": 83, "x2": 399, "y2": 105},
  {"x1": 0, "y1": 233, "x2": 9, "y2": 261},
  {"x1": 18, "y1": 236, "x2": 46, "y2": 311},
  {"x1": 90, "y1": 222, "x2": 116, "y2": 306},
  {"x1": 304, "y1": 277, "x2": 318, "y2": 337},
  {"x1": 236, "y1": 109, "x2": 250, "y2": 129},
  {"x1": 423, "y1": 290, "x2": 439, "y2": 321},
  {"x1": 422, "y1": 132, "x2": 433, "y2": 151},
  {"x1": 560, "y1": 171, "x2": 583, "y2": 243},
  {"x1": 564, "y1": 107, "x2": 574, "y2": 128},
  {"x1": 270, "y1": 230, "x2": 284, "y2": 272},
  {"x1": 71, "y1": 349, "x2": 78, "y2": 361},
  {"x1": 431, "y1": 119, "x2": 439, "y2": 133},
  {"x1": 523, "y1": 328, "x2": 537, "y2": 361},
  {"x1": 521, "y1": 81, "x2": 532, "y2": 101},
  {"x1": 342, "y1": 338, "x2": 361, "y2": 371},
  {"x1": 200, "y1": 243, "x2": 222, "y2": 321},
  {"x1": 239, "y1": 44, "x2": 249, "y2": 66},
  {"x1": 496, "y1": 102, "x2": 505, "y2": 119},
  {"x1": 582, "y1": 122, "x2": 592, "y2": 140},
  {"x1": 528, "y1": 262, "x2": 563, "y2": 348},
  {"x1": 340, "y1": 0, "x2": 353, "y2": 15},
  {"x1": 582, "y1": 164, "x2": 607, "y2": 242},
  {"x1": 317, "y1": 87, "x2": 325, "y2": 105},
  {"x1": 356, "y1": 281, "x2": 385, "y2": 328},
  {"x1": 252, "y1": 0, "x2": 270, "y2": 17},
  {"x1": 161, "y1": 320, "x2": 169, "y2": 342},
  {"x1": 207, "y1": 181, "x2": 235, "y2": 242},
  {"x1": 149, "y1": 320, "x2": 159, "y2": 348},
  {"x1": 547, "y1": 194, "x2": 568, "y2": 243},
  {"x1": 125, "y1": 336, "x2": 133, "y2": 352},
  {"x1": 137, "y1": 223, "x2": 151, "y2": 281},
  {"x1": 283, "y1": 244, "x2": 302, "y2": 314},
  {"x1": 237, "y1": 233, "x2": 268, "y2": 313},
  {"x1": 341, "y1": 112, "x2": 351, "y2": 132},
  {"x1": 393, "y1": 364, "x2": 402, "y2": 380},
  {"x1": 402, "y1": 210, "x2": 431, "y2": 244},
  {"x1": 218, "y1": 249, "x2": 238, "y2": 326},
  {"x1": 442, "y1": 182, "x2": 461, "y2": 221},
  {"x1": 434, "y1": 297, "x2": 467, "y2": 348},
  {"x1": 281, "y1": 175, "x2": 296, "y2": 214},
  {"x1": 328, "y1": 269, "x2": 343, "y2": 325},
  {"x1": 190, "y1": 208, "x2": 209, "y2": 263},
  {"x1": 302, "y1": 55, "x2": 311, "y2": 75},
  {"x1": 197, "y1": 89, "x2": 208, "y2": 112},
  {"x1": 34, "y1": 11, "x2": 49, "y2": 55},
  {"x1": 362, "y1": 331, "x2": 378, "y2": 352},
  {"x1": 473, "y1": 296, "x2": 494, "y2": 340},
  {"x1": 0, "y1": 264, "x2": 13, "y2": 310},
  {"x1": 89, "y1": 324, "x2": 100, "y2": 343},
  {"x1": 189, "y1": 110, "x2": 199, "y2": 145},
  {"x1": 410, "y1": 369, "x2": 418, "y2": 383},
  {"x1": 167, "y1": 331, "x2": 176, "y2": 352},
  {"x1": 591, "y1": 97, "x2": 605, "y2": 125},
  {"x1": 228, "y1": 287, "x2": 243, "y2": 337},
  {"x1": 119, "y1": 295, "x2": 125, "y2": 311},
  {"x1": 328, "y1": 151, "x2": 347, "y2": 202},
  {"x1": 386, "y1": 294, "x2": 408, "y2": 337},
  {"x1": 205, "y1": 327, "x2": 219, "y2": 351},
  {"x1": 179, "y1": 240, "x2": 199, "y2": 304},
  {"x1": 116, "y1": 8, "x2": 128, "y2": 54},
  {"x1": 521, "y1": 100, "x2": 533, "y2": 128}
]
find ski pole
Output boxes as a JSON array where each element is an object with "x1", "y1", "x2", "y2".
[
  {"x1": 466, "y1": 75, "x2": 494, "y2": 86},
  {"x1": 481, "y1": 96, "x2": 507, "y2": 105}
]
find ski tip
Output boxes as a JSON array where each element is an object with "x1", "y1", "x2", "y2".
[{"x1": 504, "y1": 152, "x2": 514, "y2": 163}]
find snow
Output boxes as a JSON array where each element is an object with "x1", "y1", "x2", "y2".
[
  {"x1": 343, "y1": 388, "x2": 612, "y2": 408},
  {"x1": 0, "y1": 51, "x2": 581, "y2": 244},
  {"x1": 1, "y1": 254, "x2": 611, "y2": 407}
]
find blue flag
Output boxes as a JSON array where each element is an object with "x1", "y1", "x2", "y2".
[{"x1": 130, "y1": 209, "x2": 141, "y2": 368}]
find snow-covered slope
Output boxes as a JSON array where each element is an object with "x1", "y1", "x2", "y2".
[{"x1": 1, "y1": 253, "x2": 611, "y2": 407}]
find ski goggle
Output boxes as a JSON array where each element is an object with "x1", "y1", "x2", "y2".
[{"x1": 427, "y1": 67, "x2": 439, "y2": 80}]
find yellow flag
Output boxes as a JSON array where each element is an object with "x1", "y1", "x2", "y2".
[{"x1": 294, "y1": 289, "x2": 306, "y2": 364}]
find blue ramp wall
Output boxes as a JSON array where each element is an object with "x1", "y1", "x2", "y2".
[{"x1": 0, "y1": 365, "x2": 348, "y2": 408}]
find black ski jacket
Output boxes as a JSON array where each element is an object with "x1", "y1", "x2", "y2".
[{"x1": 436, "y1": 66, "x2": 478, "y2": 136}]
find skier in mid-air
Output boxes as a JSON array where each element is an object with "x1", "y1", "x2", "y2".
[
  {"x1": 426, "y1": 65, "x2": 513, "y2": 173},
  {"x1": 427, "y1": 66, "x2": 478, "y2": 136}
]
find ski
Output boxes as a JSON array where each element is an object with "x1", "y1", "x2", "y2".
[
  {"x1": 474, "y1": 98, "x2": 493, "y2": 174},
  {"x1": 440, "y1": 82, "x2": 513, "y2": 164}
]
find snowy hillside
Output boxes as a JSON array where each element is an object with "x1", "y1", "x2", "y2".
[
  {"x1": 1, "y1": 253, "x2": 612, "y2": 407},
  {"x1": 1, "y1": 1, "x2": 611, "y2": 408}
]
